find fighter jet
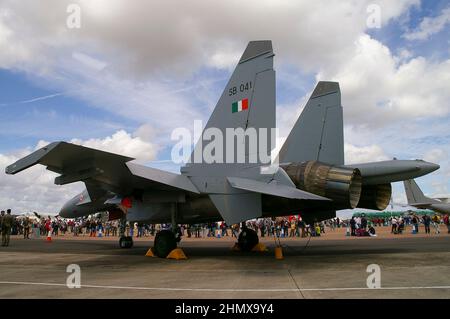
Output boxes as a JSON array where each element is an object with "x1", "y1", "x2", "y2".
[
  {"x1": 403, "y1": 179, "x2": 450, "y2": 214},
  {"x1": 5, "y1": 41, "x2": 439, "y2": 257}
]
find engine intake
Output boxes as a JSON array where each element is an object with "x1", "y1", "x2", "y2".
[{"x1": 281, "y1": 161, "x2": 362, "y2": 209}]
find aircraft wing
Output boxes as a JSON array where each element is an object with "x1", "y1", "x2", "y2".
[{"x1": 5, "y1": 141, "x2": 199, "y2": 197}]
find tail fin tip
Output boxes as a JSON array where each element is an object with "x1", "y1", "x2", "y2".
[
  {"x1": 311, "y1": 81, "x2": 340, "y2": 98},
  {"x1": 239, "y1": 40, "x2": 273, "y2": 64}
]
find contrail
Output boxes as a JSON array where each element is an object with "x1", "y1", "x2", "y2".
[
  {"x1": 0, "y1": 92, "x2": 66, "y2": 106},
  {"x1": 20, "y1": 92, "x2": 65, "y2": 104}
]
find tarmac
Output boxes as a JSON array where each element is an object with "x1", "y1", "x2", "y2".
[{"x1": 0, "y1": 226, "x2": 449, "y2": 299}]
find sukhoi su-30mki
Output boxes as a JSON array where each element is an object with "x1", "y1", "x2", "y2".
[{"x1": 6, "y1": 41, "x2": 439, "y2": 257}]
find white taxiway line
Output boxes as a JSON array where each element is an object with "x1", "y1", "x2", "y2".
[{"x1": 0, "y1": 281, "x2": 449, "y2": 292}]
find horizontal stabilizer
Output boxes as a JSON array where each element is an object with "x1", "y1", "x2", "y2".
[
  {"x1": 5, "y1": 141, "x2": 200, "y2": 196},
  {"x1": 5, "y1": 141, "x2": 132, "y2": 175},
  {"x1": 227, "y1": 177, "x2": 330, "y2": 201}
]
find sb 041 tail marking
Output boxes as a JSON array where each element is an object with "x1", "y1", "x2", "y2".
[{"x1": 228, "y1": 81, "x2": 252, "y2": 96}]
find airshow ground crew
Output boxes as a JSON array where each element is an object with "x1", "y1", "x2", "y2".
[{"x1": 1, "y1": 209, "x2": 13, "y2": 247}]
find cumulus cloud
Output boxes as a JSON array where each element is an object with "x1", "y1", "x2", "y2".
[
  {"x1": 423, "y1": 148, "x2": 448, "y2": 164},
  {"x1": 0, "y1": 130, "x2": 158, "y2": 213},
  {"x1": 344, "y1": 143, "x2": 390, "y2": 164},
  {"x1": 317, "y1": 34, "x2": 450, "y2": 128},
  {"x1": 404, "y1": 7, "x2": 450, "y2": 40},
  {"x1": 0, "y1": 0, "x2": 419, "y2": 75},
  {"x1": 1, "y1": 0, "x2": 433, "y2": 136},
  {"x1": 70, "y1": 130, "x2": 159, "y2": 162},
  {"x1": 0, "y1": 152, "x2": 84, "y2": 215}
]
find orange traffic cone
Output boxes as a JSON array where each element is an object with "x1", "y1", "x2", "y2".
[
  {"x1": 275, "y1": 246, "x2": 283, "y2": 259},
  {"x1": 46, "y1": 231, "x2": 52, "y2": 242}
]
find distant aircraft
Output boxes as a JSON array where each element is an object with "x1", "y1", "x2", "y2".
[
  {"x1": 403, "y1": 179, "x2": 450, "y2": 214},
  {"x1": 5, "y1": 41, "x2": 439, "y2": 257}
]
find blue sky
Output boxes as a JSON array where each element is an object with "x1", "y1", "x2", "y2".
[{"x1": 0, "y1": 0, "x2": 449, "y2": 214}]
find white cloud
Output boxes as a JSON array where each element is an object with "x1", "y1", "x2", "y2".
[
  {"x1": 423, "y1": 148, "x2": 448, "y2": 164},
  {"x1": 404, "y1": 7, "x2": 450, "y2": 40},
  {"x1": 318, "y1": 35, "x2": 450, "y2": 128},
  {"x1": 0, "y1": 152, "x2": 84, "y2": 215},
  {"x1": 344, "y1": 143, "x2": 390, "y2": 164},
  {"x1": 0, "y1": 130, "x2": 158, "y2": 214},
  {"x1": 0, "y1": 0, "x2": 419, "y2": 75},
  {"x1": 0, "y1": 0, "x2": 429, "y2": 139},
  {"x1": 70, "y1": 130, "x2": 159, "y2": 162}
]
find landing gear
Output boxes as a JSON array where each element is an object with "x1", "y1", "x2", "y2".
[
  {"x1": 238, "y1": 226, "x2": 259, "y2": 251},
  {"x1": 153, "y1": 230, "x2": 177, "y2": 257},
  {"x1": 119, "y1": 236, "x2": 133, "y2": 248}
]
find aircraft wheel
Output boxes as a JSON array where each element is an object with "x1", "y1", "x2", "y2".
[
  {"x1": 119, "y1": 236, "x2": 133, "y2": 248},
  {"x1": 154, "y1": 230, "x2": 177, "y2": 258},
  {"x1": 238, "y1": 228, "x2": 259, "y2": 251}
]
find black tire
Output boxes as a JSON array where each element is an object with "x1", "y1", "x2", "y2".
[
  {"x1": 154, "y1": 230, "x2": 177, "y2": 257},
  {"x1": 119, "y1": 236, "x2": 133, "y2": 248},
  {"x1": 238, "y1": 228, "x2": 259, "y2": 251}
]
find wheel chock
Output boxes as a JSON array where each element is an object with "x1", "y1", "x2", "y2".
[
  {"x1": 275, "y1": 246, "x2": 284, "y2": 260},
  {"x1": 145, "y1": 248, "x2": 156, "y2": 257},
  {"x1": 231, "y1": 243, "x2": 241, "y2": 251},
  {"x1": 251, "y1": 242, "x2": 268, "y2": 252},
  {"x1": 166, "y1": 248, "x2": 187, "y2": 260}
]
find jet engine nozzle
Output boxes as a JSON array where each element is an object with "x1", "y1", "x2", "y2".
[
  {"x1": 357, "y1": 184, "x2": 392, "y2": 210},
  {"x1": 281, "y1": 161, "x2": 362, "y2": 209}
]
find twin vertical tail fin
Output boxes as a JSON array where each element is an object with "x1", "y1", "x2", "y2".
[
  {"x1": 403, "y1": 179, "x2": 434, "y2": 205},
  {"x1": 181, "y1": 41, "x2": 277, "y2": 225},
  {"x1": 184, "y1": 40, "x2": 276, "y2": 168},
  {"x1": 278, "y1": 81, "x2": 344, "y2": 165}
]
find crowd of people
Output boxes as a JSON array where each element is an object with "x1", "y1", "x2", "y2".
[
  {"x1": 1, "y1": 209, "x2": 449, "y2": 245},
  {"x1": 348, "y1": 213, "x2": 449, "y2": 236}
]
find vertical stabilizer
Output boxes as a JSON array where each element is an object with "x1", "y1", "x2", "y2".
[
  {"x1": 278, "y1": 81, "x2": 344, "y2": 165},
  {"x1": 403, "y1": 179, "x2": 434, "y2": 204}
]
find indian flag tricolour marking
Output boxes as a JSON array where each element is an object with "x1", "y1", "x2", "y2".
[{"x1": 232, "y1": 98, "x2": 249, "y2": 113}]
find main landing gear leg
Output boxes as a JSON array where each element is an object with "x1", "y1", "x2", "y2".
[
  {"x1": 236, "y1": 221, "x2": 262, "y2": 252},
  {"x1": 150, "y1": 204, "x2": 187, "y2": 259}
]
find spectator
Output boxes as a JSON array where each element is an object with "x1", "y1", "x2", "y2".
[
  {"x1": 350, "y1": 217, "x2": 356, "y2": 236},
  {"x1": 444, "y1": 214, "x2": 450, "y2": 234},
  {"x1": 423, "y1": 215, "x2": 431, "y2": 234},
  {"x1": 431, "y1": 214, "x2": 441, "y2": 234}
]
